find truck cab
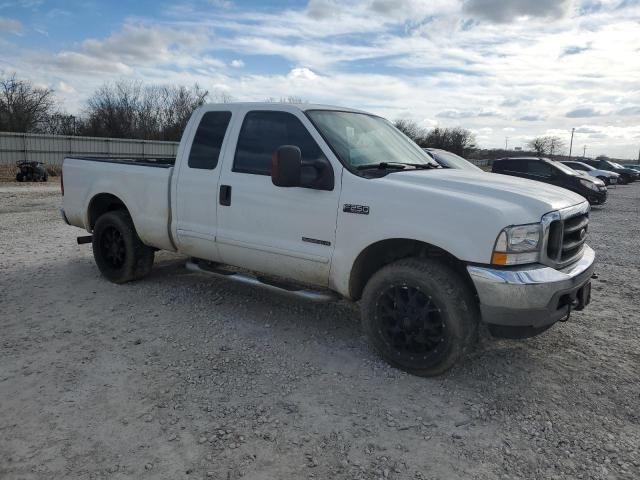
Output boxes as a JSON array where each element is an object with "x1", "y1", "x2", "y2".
[{"x1": 61, "y1": 103, "x2": 596, "y2": 376}]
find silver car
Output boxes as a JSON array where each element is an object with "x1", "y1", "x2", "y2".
[{"x1": 561, "y1": 161, "x2": 619, "y2": 185}]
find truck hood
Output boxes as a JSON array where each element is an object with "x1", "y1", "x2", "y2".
[{"x1": 381, "y1": 169, "x2": 586, "y2": 219}]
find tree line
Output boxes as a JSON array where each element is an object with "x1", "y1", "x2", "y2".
[
  {"x1": 0, "y1": 73, "x2": 214, "y2": 141},
  {"x1": 394, "y1": 119, "x2": 477, "y2": 157}
]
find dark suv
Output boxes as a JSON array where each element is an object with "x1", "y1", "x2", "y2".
[
  {"x1": 581, "y1": 158, "x2": 639, "y2": 184},
  {"x1": 492, "y1": 157, "x2": 607, "y2": 205}
]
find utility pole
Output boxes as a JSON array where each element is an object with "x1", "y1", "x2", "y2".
[
  {"x1": 583, "y1": 145, "x2": 587, "y2": 158},
  {"x1": 568, "y1": 127, "x2": 575, "y2": 160},
  {"x1": 505, "y1": 137, "x2": 508, "y2": 150}
]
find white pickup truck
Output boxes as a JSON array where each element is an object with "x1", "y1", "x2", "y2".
[{"x1": 61, "y1": 103, "x2": 595, "y2": 376}]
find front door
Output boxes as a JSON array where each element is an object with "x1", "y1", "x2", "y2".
[{"x1": 216, "y1": 108, "x2": 342, "y2": 286}]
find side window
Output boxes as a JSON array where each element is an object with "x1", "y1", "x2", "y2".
[
  {"x1": 234, "y1": 111, "x2": 325, "y2": 175},
  {"x1": 527, "y1": 160, "x2": 552, "y2": 176},
  {"x1": 501, "y1": 159, "x2": 523, "y2": 172},
  {"x1": 187, "y1": 111, "x2": 232, "y2": 170}
]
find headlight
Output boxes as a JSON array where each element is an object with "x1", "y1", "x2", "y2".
[
  {"x1": 491, "y1": 223, "x2": 541, "y2": 266},
  {"x1": 580, "y1": 179, "x2": 599, "y2": 190}
]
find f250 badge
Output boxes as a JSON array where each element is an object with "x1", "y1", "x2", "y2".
[{"x1": 343, "y1": 204, "x2": 370, "y2": 215}]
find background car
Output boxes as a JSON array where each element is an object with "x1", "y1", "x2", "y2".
[
  {"x1": 582, "y1": 158, "x2": 639, "y2": 184},
  {"x1": 422, "y1": 148, "x2": 483, "y2": 172},
  {"x1": 561, "y1": 160, "x2": 619, "y2": 185},
  {"x1": 625, "y1": 164, "x2": 640, "y2": 172},
  {"x1": 492, "y1": 157, "x2": 607, "y2": 205}
]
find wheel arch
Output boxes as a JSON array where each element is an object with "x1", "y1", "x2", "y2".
[
  {"x1": 348, "y1": 238, "x2": 478, "y2": 301},
  {"x1": 87, "y1": 193, "x2": 131, "y2": 231}
]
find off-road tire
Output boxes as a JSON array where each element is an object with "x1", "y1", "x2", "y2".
[
  {"x1": 361, "y1": 257, "x2": 479, "y2": 376},
  {"x1": 92, "y1": 210, "x2": 154, "y2": 283}
]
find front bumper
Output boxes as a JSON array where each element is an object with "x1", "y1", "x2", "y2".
[
  {"x1": 587, "y1": 188, "x2": 607, "y2": 205},
  {"x1": 467, "y1": 245, "x2": 595, "y2": 328}
]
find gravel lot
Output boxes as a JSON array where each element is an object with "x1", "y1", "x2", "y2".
[{"x1": 1, "y1": 180, "x2": 639, "y2": 480}]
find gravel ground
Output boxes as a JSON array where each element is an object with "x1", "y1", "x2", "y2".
[{"x1": 1, "y1": 181, "x2": 639, "y2": 480}]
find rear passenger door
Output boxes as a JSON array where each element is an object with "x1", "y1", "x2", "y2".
[
  {"x1": 525, "y1": 160, "x2": 556, "y2": 184},
  {"x1": 174, "y1": 109, "x2": 232, "y2": 260}
]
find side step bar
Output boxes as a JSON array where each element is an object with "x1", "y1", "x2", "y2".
[{"x1": 185, "y1": 259, "x2": 339, "y2": 303}]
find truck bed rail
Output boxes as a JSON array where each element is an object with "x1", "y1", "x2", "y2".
[{"x1": 65, "y1": 156, "x2": 175, "y2": 168}]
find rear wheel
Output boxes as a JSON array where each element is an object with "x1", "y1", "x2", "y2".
[
  {"x1": 16, "y1": 173, "x2": 24, "y2": 182},
  {"x1": 92, "y1": 210, "x2": 154, "y2": 283},
  {"x1": 361, "y1": 258, "x2": 479, "y2": 377}
]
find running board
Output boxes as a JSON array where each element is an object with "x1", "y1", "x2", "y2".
[{"x1": 185, "y1": 259, "x2": 338, "y2": 303}]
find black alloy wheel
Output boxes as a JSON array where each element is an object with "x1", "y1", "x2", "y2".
[
  {"x1": 99, "y1": 226, "x2": 127, "y2": 269},
  {"x1": 375, "y1": 284, "x2": 447, "y2": 360}
]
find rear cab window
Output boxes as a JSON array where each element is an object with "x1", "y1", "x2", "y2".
[{"x1": 187, "y1": 111, "x2": 232, "y2": 170}]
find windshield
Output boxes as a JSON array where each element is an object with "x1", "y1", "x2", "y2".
[
  {"x1": 569, "y1": 162, "x2": 594, "y2": 171},
  {"x1": 552, "y1": 160, "x2": 580, "y2": 176},
  {"x1": 611, "y1": 162, "x2": 624, "y2": 168},
  {"x1": 425, "y1": 149, "x2": 482, "y2": 172},
  {"x1": 306, "y1": 110, "x2": 437, "y2": 169}
]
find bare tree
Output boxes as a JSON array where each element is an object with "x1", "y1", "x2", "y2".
[
  {"x1": 0, "y1": 73, "x2": 56, "y2": 132},
  {"x1": 423, "y1": 127, "x2": 477, "y2": 156},
  {"x1": 394, "y1": 119, "x2": 427, "y2": 144},
  {"x1": 526, "y1": 136, "x2": 566, "y2": 157},
  {"x1": 527, "y1": 137, "x2": 549, "y2": 155},
  {"x1": 83, "y1": 80, "x2": 208, "y2": 141},
  {"x1": 546, "y1": 136, "x2": 566, "y2": 157},
  {"x1": 45, "y1": 113, "x2": 79, "y2": 135}
]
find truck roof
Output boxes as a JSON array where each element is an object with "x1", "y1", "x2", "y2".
[{"x1": 200, "y1": 102, "x2": 370, "y2": 115}]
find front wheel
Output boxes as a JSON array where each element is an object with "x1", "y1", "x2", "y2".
[
  {"x1": 92, "y1": 210, "x2": 155, "y2": 283},
  {"x1": 361, "y1": 258, "x2": 479, "y2": 377}
]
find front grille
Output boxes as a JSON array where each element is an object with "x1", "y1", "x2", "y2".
[{"x1": 546, "y1": 211, "x2": 589, "y2": 265}]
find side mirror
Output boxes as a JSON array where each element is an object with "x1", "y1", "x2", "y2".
[{"x1": 271, "y1": 145, "x2": 301, "y2": 187}]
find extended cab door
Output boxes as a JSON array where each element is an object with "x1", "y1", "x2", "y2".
[
  {"x1": 174, "y1": 109, "x2": 233, "y2": 260},
  {"x1": 215, "y1": 108, "x2": 342, "y2": 286}
]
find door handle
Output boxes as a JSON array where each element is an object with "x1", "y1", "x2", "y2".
[{"x1": 219, "y1": 185, "x2": 232, "y2": 206}]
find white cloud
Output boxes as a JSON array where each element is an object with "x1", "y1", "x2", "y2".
[
  {"x1": 462, "y1": 0, "x2": 572, "y2": 23},
  {"x1": 230, "y1": 59, "x2": 244, "y2": 68},
  {"x1": 0, "y1": 16, "x2": 22, "y2": 33}
]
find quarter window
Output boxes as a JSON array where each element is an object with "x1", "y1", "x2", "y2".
[
  {"x1": 187, "y1": 111, "x2": 232, "y2": 170},
  {"x1": 234, "y1": 111, "x2": 325, "y2": 175}
]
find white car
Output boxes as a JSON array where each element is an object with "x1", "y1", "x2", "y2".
[
  {"x1": 60, "y1": 102, "x2": 595, "y2": 376},
  {"x1": 561, "y1": 161, "x2": 619, "y2": 185}
]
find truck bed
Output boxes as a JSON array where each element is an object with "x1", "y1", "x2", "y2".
[{"x1": 62, "y1": 156, "x2": 176, "y2": 251}]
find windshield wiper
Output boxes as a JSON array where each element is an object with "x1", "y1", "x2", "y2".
[
  {"x1": 404, "y1": 163, "x2": 440, "y2": 169},
  {"x1": 356, "y1": 162, "x2": 439, "y2": 171}
]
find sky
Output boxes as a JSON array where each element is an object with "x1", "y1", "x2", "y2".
[{"x1": 1, "y1": 0, "x2": 639, "y2": 159}]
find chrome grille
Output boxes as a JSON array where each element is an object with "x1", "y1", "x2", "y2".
[
  {"x1": 546, "y1": 211, "x2": 589, "y2": 266},
  {"x1": 541, "y1": 202, "x2": 590, "y2": 268}
]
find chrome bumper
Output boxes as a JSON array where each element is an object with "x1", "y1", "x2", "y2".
[{"x1": 467, "y1": 245, "x2": 595, "y2": 327}]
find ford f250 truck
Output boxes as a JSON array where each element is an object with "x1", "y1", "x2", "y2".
[{"x1": 61, "y1": 103, "x2": 595, "y2": 376}]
